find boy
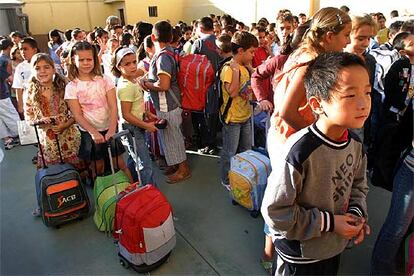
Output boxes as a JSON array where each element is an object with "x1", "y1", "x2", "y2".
[
  {"x1": 0, "y1": 38, "x2": 20, "y2": 149},
  {"x1": 273, "y1": 13, "x2": 294, "y2": 56},
  {"x1": 220, "y1": 31, "x2": 258, "y2": 190},
  {"x1": 261, "y1": 52, "x2": 371, "y2": 275},
  {"x1": 191, "y1": 16, "x2": 221, "y2": 155},
  {"x1": 252, "y1": 26, "x2": 269, "y2": 68},
  {"x1": 140, "y1": 20, "x2": 191, "y2": 184},
  {"x1": 383, "y1": 32, "x2": 414, "y2": 122}
]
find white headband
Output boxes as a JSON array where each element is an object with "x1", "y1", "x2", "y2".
[{"x1": 116, "y1": 47, "x2": 134, "y2": 68}]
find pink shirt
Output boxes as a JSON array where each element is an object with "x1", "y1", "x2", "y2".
[{"x1": 64, "y1": 75, "x2": 115, "y2": 131}]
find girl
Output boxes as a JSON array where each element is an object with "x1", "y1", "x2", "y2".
[
  {"x1": 8, "y1": 45, "x2": 23, "y2": 111},
  {"x1": 64, "y1": 41, "x2": 132, "y2": 181},
  {"x1": 262, "y1": 6, "x2": 352, "y2": 273},
  {"x1": 112, "y1": 46, "x2": 158, "y2": 185},
  {"x1": 48, "y1": 29, "x2": 64, "y2": 74},
  {"x1": 120, "y1": 32, "x2": 136, "y2": 52},
  {"x1": 24, "y1": 53, "x2": 81, "y2": 216}
]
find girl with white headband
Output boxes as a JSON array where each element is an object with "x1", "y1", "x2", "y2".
[{"x1": 112, "y1": 46, "x2": 158, "y2": 185}]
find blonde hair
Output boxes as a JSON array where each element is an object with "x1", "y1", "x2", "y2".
[
  {"x1": 351, "y1": 14, "x2": 377, "y2": 34},
  {"x1": 28, "y1": 53, "x2": 67, "y2": 104},
  {"x1": 298, "y1": 7, "x2": 351, "y2": 57}
]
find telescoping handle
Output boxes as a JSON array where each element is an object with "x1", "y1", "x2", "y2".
[{"x1": 32, "y1": 118, "x2": 64, "y2": 168}]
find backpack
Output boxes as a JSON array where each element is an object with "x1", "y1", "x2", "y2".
[{"x1": 159, "y1": 50, "x2": 215, "y2": 111}]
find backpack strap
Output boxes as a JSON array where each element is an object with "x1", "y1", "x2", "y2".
[
  {"x1": 156, "y1": 49, "x2": 181, "y2": 108},
  {"x1": 220, "y1": 61, "x2": 242, "y2": 124}
]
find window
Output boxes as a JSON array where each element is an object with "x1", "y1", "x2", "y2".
[{"x1": 148, "y1": 6, "x2": 158, "y2": 17}]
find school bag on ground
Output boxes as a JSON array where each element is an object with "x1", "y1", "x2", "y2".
[
  {"x1": 113, "y1": 130, "x2": 176, "y2": 273},
  {"x1": 93, "y1": 137, "x2": 130, "y2": 232},
  {"x1": 33, "y1": 122, "x2": 89, "y2": 228},
  {"x1": 160, "y1": 50, "x2": 215, "y2": 111}
]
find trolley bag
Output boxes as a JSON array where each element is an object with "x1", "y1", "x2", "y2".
[
  {"x1": 114, "y1": 130, "x2": 176, "y2": 273},
  {"x1": 33, "y1": 121, "x2": 89, "y2": 228},
  {"x1": 93, "y1": 135, "x2": 130, "y2": 232}
]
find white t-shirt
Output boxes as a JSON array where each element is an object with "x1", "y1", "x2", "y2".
[{"x1": 12, "y1": 61, "x2": 31, "y2": 90}]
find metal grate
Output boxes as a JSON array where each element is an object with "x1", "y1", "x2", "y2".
[{"x1": 148, "y1": 6, "x2": 158, "y2": 17}]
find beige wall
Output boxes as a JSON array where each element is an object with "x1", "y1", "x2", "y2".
[{"x1": 23, "y1": 0, "x2": 124, "y2": 35}]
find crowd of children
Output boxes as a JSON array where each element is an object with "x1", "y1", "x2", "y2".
[{"x1": 0, "y1": 6, "x2": 413, "y2": 275}]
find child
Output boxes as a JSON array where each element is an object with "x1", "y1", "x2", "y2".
[
  {"x1": 12, "y1": 37, "x2": 39, "y2": 117},
  {"x1": 219, "y1": 31, "x2": 258, "y2": 190},
  {"x1": 140, "y1": 20, "x2": 191, "y2": 184},
  {"x1": 273, "y1": 13, "x2": 294, "y2": 56},
  {"x1": 252, "y1": 26, "x2": 270, "y2": 68},
  {"x1": 262, "y1": 52, "x2": 371, "y2": 275},
  {"x1": 25, "y1": 53, "x2": 82, "y2": 215},
  {"x1": 64, "y1": 41, "x2": 131, "y2": 181},
  {"x1": 8, "y1": 45, "x2": 23, "y2": 111},
  {"x1": 0, "y1": 38, "x2": 20, "y2": 149},
  {"x1": 383, "y1": 32, "x2": 414, "y2": 123},
  {"x1": 112, "y1": 46, "x2": 158, "y2": 185},
  {"x1": 263, "y1": 8, "x2": 351, "y2": 269},
  {"x1": 48, "y1": 29, "x2": 64, "y2": 74}
]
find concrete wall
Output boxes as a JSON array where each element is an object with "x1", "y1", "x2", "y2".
[{"x1": 22, "y1": 0, "x2": 124, "y2": 35}]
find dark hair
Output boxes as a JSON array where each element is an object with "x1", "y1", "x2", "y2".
[
  {"x1": 223, "y1": 25, "x2": 236, "y2": 35},
  {"x1": 48, "y1": 29, "x2": 63, "y2": 46},
  {"x1": 171, "y1": 26, "x2": 181, "y2": 44},
  {"x1": 236, "y1": 22, "x2": 245, "y2": 28},
  {"x1": 393, "y1": 32, "x2": 412, "y2": 51},
  {"x1": 221, "y1": 14, "x2": 233, "y2": 27},
  {"x1": 111, "y1": 25, "x2": 123, "y2": 31},
  {"x1": 153, "y1": 21, "x2": 173, "y2": 43},
  {"x1": 299, "y1": 13, "x2": 306, "y2": 18},
  {"x1": 182, "y1": 26, "x2": 192, "y2": 33},
  {"x1": 71, "y1": 29, "x2": 83, "y2": 40},
  {"x1": 19, "y1": 37, "x2": 40, "y2": 53},
  {"x1": 120, "y1": 32, "x2": 134, "y2": 47},
  {"x1": 9, "y1": 31, "x2": 25, "y2": 39},
  {"x1": 231, "y1": 31, "x2": 258, "y2": 55},
  {"x1": 390, "y1": 10, "x2": 399, "y2": 18},
  {"x1": 304, "y1": 52, "x2": 367, "y2": 102},
  {"x1": 292, "y1": 16, "x2": 299, "y2": 24},
  {"x1": 252, "y1": 26, "x2": 267, "y2": 36},
  {"x1": 133, "y1": 21, "x2": 153, "y2": 47},
  {"x1": 339, "y1": 5, "x2": 350, "y2": 13},
  {"x1": 258, "y1": 17, "x2": 269, "y2": 26},
  {"x1": 401, "y1": 20, "x2": 414, "y2": 34},
  {"x1": 95, "y1": 28, "x2": 108, "y2": 39},
  {"x1": 67, "y1": 41, "x2": 102, "y2": 80},
  {"x1": 216, "y1": 33, "x2": 232, "y2": 53},
  {"x1": 198, "y1": 16, "x2": 214, "y2": 31},
  {"x1": 277, "y1": 13, "x2": 294, "y2": 24},
  {"x1": 389, "y1": 21, "x2": 404, "y2": 36},
  {"x1": 290, "y1": 19, "x2": 311, "y2": 51},
  {"x1": 124, "y1": 24, "x2": 134, "y2": 32},
  {"x1": 64, "y1": 29, "x2": 72, "y2": 41}
]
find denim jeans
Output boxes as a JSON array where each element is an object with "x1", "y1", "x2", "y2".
[
  {"x1": 371, "y1": 147, "x2": 414, "y2": 275},
  {"x1": 123, "y1": 124, "x2": 155, "y2": 186},
  {"x1": 220, "y1": 119, "x2": 252, "y2": 185}
]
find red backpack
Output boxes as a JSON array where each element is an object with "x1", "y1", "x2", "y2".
[{"x1": 161, "y1": 50, "x2": 215, "y2": 111}]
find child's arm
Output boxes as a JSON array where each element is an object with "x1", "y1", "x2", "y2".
[
  {"x1": 278, "y1": 65, "x2": 310, "y2": 130},
  {"x1": 66, "y1": 99, "x2": 105, "y2": 144},
  {"x1": 223, "y1": 62, "x2": 240, "y2": 98},
  {"x1": 105, "y1": 88, "x2": 118, "y2": 141},
  {"x1": 120, "y1": 101, "x2": 157, "y2": 133},
  {"x1": 141, "y1": 74, "x2": 171, "y2": 92}
]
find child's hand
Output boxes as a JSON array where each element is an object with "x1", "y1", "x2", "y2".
[
  {"x1": 353, "y1": 223, "x2": 370, "y2": 245},
  {"x1": 51, "y1": 123, "x2": 66, "y2": 134},
  {"x1": 259, "y1": 100, "x2": 274, "y2": 112},
  {"x1": 91, "y1": 132, "x2": 105, "y2": 144},
  {"x1": 105, "y1": 130, "x2": 115, "y2": 142},
  {"x1": 334, "y1": 215, "x2": 364, "y2": 240},
  {"x1": 145, "y1": 121, "x2": 158, "y2": 133},
  {"x1": 146, "y1": 112, "x2": 158, "y2": 121}
]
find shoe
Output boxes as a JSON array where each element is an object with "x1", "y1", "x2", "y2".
[
  {"x1": 166, "y1": 162, "x2": 191, "y2": 184},
  {"x1": 260, "y1": 258, "x2": 273, "y2": 275},
  {"x1": 221, "y1": 181, "x2": 231, "y2": 191},
  {"x1": 163, "y1": 165, "x2": 178, "y2": 176},
  {"x1": 32, "y1": 207, "x2": 41, "y2": 217},
  {"x1": 4, "y1": 137, "x2": 19, "y2": 150}
]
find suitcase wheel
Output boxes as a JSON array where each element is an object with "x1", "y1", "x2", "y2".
[
  {"x1": 231, "y1": 200, "x2": 239, "y2": 206},
  {"x1": 119, "y1": 258, "x2": 130, "y2": 269},
  {"x1": 250, "y1": 210, "x2": 260, "y2": 218}
]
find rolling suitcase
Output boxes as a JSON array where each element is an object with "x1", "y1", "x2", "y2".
[
  {"x1": 228, "y1": 103, "x2": 271, "y2": 218},
  {"x1": 93, "y1": 135, "x2": 130, "y2": 232},
  {"x1": 33, "y1": 121, "x2": 89, "y2": 227},
  {"x1": 113, "y1": 130, "x2": 176, "y2": 273}
]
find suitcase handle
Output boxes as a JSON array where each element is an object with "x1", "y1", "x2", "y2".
[{"x1": 33, "y1": 119, "x2": 65, "y2": 168}]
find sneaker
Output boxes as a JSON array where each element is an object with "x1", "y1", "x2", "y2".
[
  {"x1": 221, "y1": 181, "x2": 231, "y2": 191},
  {"x1": 4, "y1": 137, "x2": 19, "y2": 150}
]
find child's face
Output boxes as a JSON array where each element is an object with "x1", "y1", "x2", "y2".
[
  {"x1": 240, "y1": 47, "x2": 256, "y2": 65},
  {"x1": 119, "y1": 53, "x2": 138, "y2": 78},
  {"x1": 256, "y1": 31, "x2": 267, "y2": 48},
  {"x1": 14, "y1": 49, "x2": 23, "y2": 61},
  {"x1": 348, "y1": 25, "x2": 374, "y2": 56},
  {"x1": 276, "y1": 21, "x2": 293, "y2": 42},
  {"x1": 108, "y1": 39, "x2": 119, "y2": 52},
  {"x1": 74, "y1": 49, "x2": 95, "y2": 75},
  {"x1": 402, "y1": 34, "x2": 414, "y2": 58},
  {"x1": 318, "y1": 65, "x2": 371, "y2": 130},
  {"x1": 184, "y1": 31, "x2": 192, "y2": 41},
  {"x1": 145, "y1": 45, "x2": 155, "y2": 58},
  {"x1": 326, "y1": 23, "x2": 352, "y2": 52},
  {"x1": 19, "y1": 43, "x2": 37, "y2": 62},
  {"x1": 34, "y1": 60, "x2": 55, "y2": 85}
]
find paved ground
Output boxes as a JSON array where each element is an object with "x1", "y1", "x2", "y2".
[{"x1": 0, "y1": 144, "x2": 392, "y2": 275}]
